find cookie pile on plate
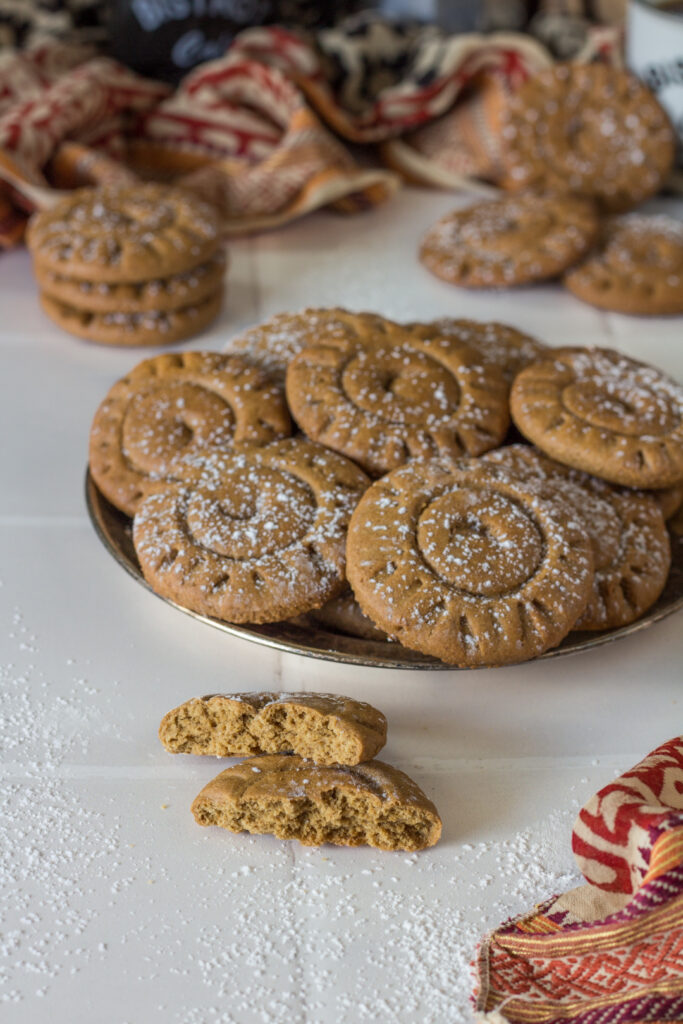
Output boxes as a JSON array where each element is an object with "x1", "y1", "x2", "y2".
[
  {"x1": 419, "y1": 64, "x2": 683, "y2": 316},
  {"x1": 27, "y1": 183, "x2": 226, "y2": 345},
  {"x1": 88, "y1": 308, "x2": 683, "y2": 667},
  {"x1": 159, "y1": 691, "x2": 442, "y2": 851}
]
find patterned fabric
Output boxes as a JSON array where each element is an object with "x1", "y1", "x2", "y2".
[
  {"x1": 0, "y1": 0, "x2": 107, "y2": 49},
  {"x1": 474, "y1": 737, "x2": 683, "y2": 1023}
]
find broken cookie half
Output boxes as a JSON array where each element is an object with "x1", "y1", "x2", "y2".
[
  {"x1": 191, "y1": 754, "x2": 442, "y2": 851},
  {"x1": 159, "y1": 691, "x2": 387, "y2": 767}
]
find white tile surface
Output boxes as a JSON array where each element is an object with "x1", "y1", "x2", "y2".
[{"x1": 2, "y1": 187, "x2": 682, "y2": 1023}]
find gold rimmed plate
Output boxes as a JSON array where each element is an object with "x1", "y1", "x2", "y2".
[{"x1": 86, "y1": 471, "x2": 683, "y2": 670}]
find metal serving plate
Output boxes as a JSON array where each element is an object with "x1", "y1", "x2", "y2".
[{"x1": 86, "y1": 471, "x2": 683, "y2": 670}]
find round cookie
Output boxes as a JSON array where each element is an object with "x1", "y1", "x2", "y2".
[
  {"x1": 510, "y1": 347, "x2": 683, "y2": 489},
  {"x1": 654, "y1": 482, "x2": 683, "y2": 521},
  {"x1": 286, "y1": 320, "x2": 510, "y2": 478},
  {"x1": 133, "y1": 438, "x2": 370, "y2": 624},
  {"x1": 40, "y1": 288, "x2": 223, "y2": 347},
  {"x1": 501, "y1": 63, "x2": 675, "y2": 212},
  {"x1": 406, "y1": 318, "x2": 547, "y2": 384},
  {"x1": 419, "y1": 192, "x2": 599, "y2": 288},
  {"x1": 27, "y1": 183, "x2": 222, "y2": 282},
  {"x1": 36, "y1": 250, "x2": 227, "y2": 314},
  {"x1": 89, "y1": 351, "x2": 292, "y2": 517},
  {"x1": 225, "y1": 307, "x2": 398, "y2": 383},
  {"x1": 564, "y1": 215, "x2": 683, "y2": 316},
  {"x1": 346, "y1": 458, "x2": 594, "y2": 666},
  {"x1": 309, "y1": 588, "x2": 389, "y2": 642},
  {"x1": 482, "y1": 444, "x2": 671, "y2": 631}
]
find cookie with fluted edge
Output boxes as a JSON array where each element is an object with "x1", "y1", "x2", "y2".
[
  {"x1": 501, "y1": 63, "x2": 675, "y2": 212},
  {"x1": 346, "y1": 458, "x2": 594, "y2": 666},
  {"x1": 191, "y1": 754, "x2": 442, "y2": 851},
  {"x1": 286, "y1": 319, "x2": 509, "y2": 477},
  {"x1": 482, "y1": 444, "x2": 670, "y2": 631},
  {"x1": 40, "y1": 288, "x2": 223, "y2": 347},
  {"x1": 89, "y1": 350, "x2": 292, "y2": 517},
  {"x1": 36, "y1": 250, "x2": 226, "y2": 314},
  {"x1": 133, "y1": 438, "x2": 370, "y2": 623},
  {"x1": 406, "y1": 318, "x2": 547, "y2": 384},
  {"x1": 159, "y1": 691, "x2": 387, "y2": 766},
  {"x1": 564, "y1": 215, "x2": 683, "y2": 316},
  {"x1": 510, "y1": 347, "x2": 683, "y2": 489},
  {"x1": 225, "y1": 307, "x2": 395, "y2": 382},
  {"x1": 27, "y1": 183, "x2": 222, "y2": 282},
  {"x1": 309, "y1": 588, "x2": 389, "y2": 642},
  {"x1": 419, "y1": 192, "x2": 598, "y2": 288}
]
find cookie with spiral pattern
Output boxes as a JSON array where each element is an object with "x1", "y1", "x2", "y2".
[
  {"x1": 191, "y1": 754, "x2": 442, "y2": 851},
  {"x1": 225, "y1": 307, "x2": 399, "y2": 382},
  {"x1": 36, "y1": 250, "x2": 226, "y2": 314},
  {"x1": 27, "y1": 183, "x2": 222, "y2": 282},
  {"x1": 406, "y1": 318, "x2": 547, "y2": 384},
  {"x1": 346, "y1": 458, "x2": 594, "y2": 666},
  {"x1": 482, "y1": 444, "x2": 670, "y2": 631},
  {"x1": 40, "y1": 288, "x2": 223, "y2": 347},
  {"x1": 159, "y1": 691, "x2": 387, "y2": 765},
  {"x1": 133, "y1": 438, "x2": 370, "y2": 623},
  {"x1": 286, "y1": 318, "x2": 509, "y2": 477},
  {"x1": 501, "y1": 64, "x2": 675, "y2": 212},
  {"x1": 564, "y1": 216, "x2": 683, "y2": 316},
  {"x1": 419, "y1": 192, "x2": 598, "y2": 287},
  {"x1": 89, "y1": 351, "x2": 292, "y2": 517},
  {"x1": 510, "y1": 347, "x2": 683, "y2": 489}
]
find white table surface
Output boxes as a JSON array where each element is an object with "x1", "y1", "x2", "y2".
[{"x1": 2, "y1": 187, "x2": 682, "y2": 1024}]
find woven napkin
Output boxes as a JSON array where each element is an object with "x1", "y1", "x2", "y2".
[{"x1": 475, "y1": 735, "x2": 683, "y2": 1022}]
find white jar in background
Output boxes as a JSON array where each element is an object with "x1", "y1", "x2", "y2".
[{"x1": 628, "y1": 0, "x2": 683, "y2": 165}]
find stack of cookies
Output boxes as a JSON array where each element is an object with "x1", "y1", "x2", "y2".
[
  {"x1": 27, "y1": 183, "x2": 226, "y2": 346},
  {"x1": 418, "y1": 64, "x2": 683, "y2": 317},
  {"x1": 158, "y1": 691, "x2": 442, "y2": 852},
  {"x1": 88, "y1": 307, "x2": 683, "y2": 667}
]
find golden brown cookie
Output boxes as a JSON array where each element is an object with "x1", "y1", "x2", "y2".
[
  {"x1": 27, "y1": 183, "x2": 222, "y2": 282},
  {"x1": 36, "y1": 250, "x2": 227, "y2": 314},
  {"x1": 346, "y1": 458, "x2": 594, "y2": 666},
  {"x1": 564, "y1": 215, "x2": 683, "y2": 316},
  {"x1": 309, "y1": 588, "x2": 389, "y2": 642},
  {"x1": 654, "y1": 482, "x2": 683, "y2": 521},
  {"x1": 133, "y1": 438, "x2": 370, "y2": 623},
  {"x1": 89, "y1": 351, "x2": 292, "y2": 517},
  {"x1": 40, "y1": 288, "x2": 224, "y2": 347},
  {"x1": 191, "y1": 754, "x2": 442, "y2": 851},
  {"x1": 406, "y1": 318, "x2": 547, "y2": 384},
  {"x1": 501, "y1": 64, "x2": 675, "y2": 212},
  {"x1": 510, "y1": 347, "x2": 683, "y2": 489},
  {"x1": 482, "y1": 444, "x2": 670, "y2": 631},
  {"x1": 419, "y1": 193, "x2": 598, "y2": 288},
  {"x1": 285, "y1": 320, "x2": 509, "y2": 477},
  {"x1": 225, "y1": 308, "x2": 398, "y2": 382},
  {"x1": 159, "y1": 691, "x2": 387, "y2": 765}
]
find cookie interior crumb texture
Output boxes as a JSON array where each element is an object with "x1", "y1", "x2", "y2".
[
  {"x1": 191, "y1": 755, "x2": 442, "y2": 851},
  {"x1": 159, "y1": 692, "x2": 387, "y2": 766}
]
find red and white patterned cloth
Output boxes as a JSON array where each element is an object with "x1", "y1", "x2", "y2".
[{"x1": 475, "y1": 735, "x2": 683, "y2": 1022}]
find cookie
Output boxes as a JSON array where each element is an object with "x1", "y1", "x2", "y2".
[
  {"x1": 482, "y1": 444, "x2": 670, "y2": 631},
  {"x1": 406, "y1": 318, "x2": 547, "y2": 384},
  {"x1": 655, "y1": 483, "x2": 683, "y2": 521},
  {"x1": 36, "y1": 250, "x2": 227, "y2": 314},
  {"x1": 419, "y1": 192, "x2": 599, "y2": 288},
  {"x1": 501, "y1": 63, "x2": 675, "y2": 212},
  {"x1": 225, "y1": 308, "x2": 398, "y2": 383},
  {"x1": 27, "y1": 183, "x2": 222, "y2": 282},
  {"x1": 133, "y1": 438, "x2": 370, "y2": 623},
  {"x1": 159, "y1": 691, "x2": 387, "y2": 766},
  {"x1": 89, "y1": 351, "x2": 291, "y2": 517},
  {"x1": 346, "y1": 458, "x2": 594, "y2": 666},
  {"x1": 285, "y1": 320, "x2": 509, "y2": 477},
  {"x1": 510, "y1": 347, "x2": 683, "y2": 489},
  {"x1": 40, "y1": 288, "x2": 223, "y2": 347},
  {"x1": 564, "y1": 215, "x2": 683, "y2": 316},
  {"x1": 309, "y1": 588, "x2": 389, "y2": 642},
  {"x1": 191, "y1": 754, "x2": 442, "y2": 851}
]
